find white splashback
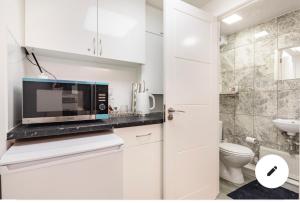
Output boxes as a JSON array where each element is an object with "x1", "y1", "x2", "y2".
[
  {"x1": 7, "y1": 30, "x2": 25, "y2": 131},
  {"x1": 25, "y1": 55, "x2": 141, "y2": 110}
]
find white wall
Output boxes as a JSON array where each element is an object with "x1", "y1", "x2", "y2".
[
  {"x1": 0, "y1": 0, "x2": 9, "y2": 156},
  {"x1": 0, "y1": 0, "x2": 26, "y2": 156},
  {"x1": 7, "y1": 30, "x2": 26, "y2": 130},
  {"x1": 6, "y1": 0, "x2": 26, "y2": 131},
  {"x1": 25, "y1": 55, "x2": 140, "y2": 110}
]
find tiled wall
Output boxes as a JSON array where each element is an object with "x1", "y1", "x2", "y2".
[{"x1": 220, "y1": 9, "x2": 300, "y2": 154}]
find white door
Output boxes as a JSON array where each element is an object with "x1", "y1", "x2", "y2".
[
  {"x1": 163, "y1": 0, "x2": 219, "y2": 199},
  {"x1": 25, "y1": 0, "x2": 98, "y2": 56},
  {"x1": 98, "y1": 0, "x2": 145, "y2": 64}
]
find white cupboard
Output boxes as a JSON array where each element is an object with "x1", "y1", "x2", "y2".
[
  {"x1": 114, "y1": 124, "x2": 163, "y2": 199},
  {"x1": 25, "y1": 0, "x2": 98, "y2": 57},
  {"x1": 142, "y1": 33, "x2": 163, "y2": 94},
  {"x1": 25, "y1": 0, "x2": 145, "y2": 64},
  {"x1": 98, "y1": 0, "x2": 145, "y2": 64},
  {"x1": 146, "y1": 5, "x2": 163, "y2": 35},
  {"x1": 142, "y1": 5, "x2": 163, "y2": 94}
]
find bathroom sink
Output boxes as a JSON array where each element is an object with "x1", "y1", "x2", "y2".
[{"x1": 273, "y1": 119, "x2": 300, "y2": 136}]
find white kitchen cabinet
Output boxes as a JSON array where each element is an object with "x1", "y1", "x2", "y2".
[
  {"x1": 142, "y1": 33, "x2": 163, "y2": 94},
  {"x1": 114, "y1": 124, "x2": 163, "y2": 200},
  {"x1": 146, "y1": 4, "x2": 163, "y2": 35},
  {"x1": 25, "y1": 0, "x2": 98, "y2": 57},
  {"x1": 98, "y1": 0, "x2": 146, "y2": 64},
  {"x1": 25, "y1": 0, "x2": 145, "y2": 64},
  {"x1": 142, "y1": 5, "x2": 163, "y2": 94}
]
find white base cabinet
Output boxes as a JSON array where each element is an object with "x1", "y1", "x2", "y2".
[{"x1": 114, "y1": 124, "x2": 163, "y2": 199}]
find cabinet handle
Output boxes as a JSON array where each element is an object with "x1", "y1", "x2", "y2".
[
  {"x1": 136, "y1": 133, "x2": 152, "y2": 138},
  {"x1": 99, "y1": 38, "x2": 103, "y2": 56},
  {"x1": 92, "y1": 37, "x2": 96, "y2": 55}
]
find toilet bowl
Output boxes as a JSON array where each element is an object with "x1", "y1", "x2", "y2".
[
  {"x1": 219, "y1": 143, "x2": 254, "y2": 184},
  {"x1": 219, "y1": 122, "x2": 254, "y2": 184}
]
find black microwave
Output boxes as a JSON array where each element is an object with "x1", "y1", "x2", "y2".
[{"x1": 22, "y1": 78, "x2": 109, "y2": 124}]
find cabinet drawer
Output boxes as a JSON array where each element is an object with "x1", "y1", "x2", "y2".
[{"x1": 114, "y1": 124, "x2": 162, "y2": 147}]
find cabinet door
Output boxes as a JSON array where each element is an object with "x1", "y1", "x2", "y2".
[
  {"x1": 25, "y1": 0, "x2": 97, "y2": 56},
  {"x1": 141, "y1": 32, "x2": 163, "y2": 94},
  {"x1": 146, "y1": 5, "x2": 163, "y2": 35},
  {"x1": 123, "y1": 142, "x2": 162, "y2": 199},
  {"x1": 98, "y1": 0, "x2": 145, "y2": 64}
]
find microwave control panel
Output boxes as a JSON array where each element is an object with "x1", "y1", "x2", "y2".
[{"x1": 95, "y1": 85, "x2": 108, "y2": 115}]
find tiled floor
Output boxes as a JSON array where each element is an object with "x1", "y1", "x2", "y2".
[{"x1": 216, "y1": 177, "x2": 255, "y2": 200}]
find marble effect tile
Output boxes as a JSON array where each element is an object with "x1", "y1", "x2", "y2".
[
  {"x1": 235, "y1": 68, "x2": 254, "y2": 92},
  {"x1": 235, "y1": 91, "x2": 254, "y2": 115},
  {"x1": 254, "y1": 18, "x2": 278, "y2": 42},
  {"x1": 254, "y1": 38, "x2": 277, "y2": 92},
  {"x1": 254, "y1": 91, "x2": 277, "y2": 117},
  {"x1": 220, "y1": 95, "x2": 235, "y2": 114},
  {"x1": 278, "y1": 32, "x2": 300, "y2": 49},
  {"x1": 235, "y1": 45, "x2": 254, "y2": 69},
  {"x1": 278, "y1": 89, "x2": 300, "y2": 119},
  {"x1": 235, "y1": 115, "x2": 254, "y2": 138},
  {"x1": 221, "y1": 34, "x2": 236, "y2": 52},
  {"x1": 221, "y1": 49, "x2": 235, "y2": 72},
  {"x1": 254, "y1": 38, "x2": 277, "y2": 67},
  {"x1": 277, "y1": 79, "x2": 300, "y2": 90},
  {"x1": 219, "y1": 9, "x2": 300, "y2": 154},
  {"x1": 220, "y1": 113, "x2": 235, "y2": 141},
  {"x1": 254, "y1": 65, "x2": 277, "y2": 91},
  {"x1": 221, "y1": 71, "x2": 235, "y2": 93},
  {"x1": 276, "y1": 132, "x2": 290, "y2": 152},
  {"x1": 235, "y1": 28, "x2": 254, "y2": 48},
  {"x1": 254, "y1": 116, "x2": 278, "y2": 146},
  {"x1": 278, "y1": 10, "x2": 300, "y2": 36}
]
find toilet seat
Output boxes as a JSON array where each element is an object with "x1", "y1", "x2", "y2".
[{"x1": 220, "y1": 142, "x2": 254, "y2": 157}]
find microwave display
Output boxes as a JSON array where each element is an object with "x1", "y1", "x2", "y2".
[{"x1": 36, "y1": 89, "x2": 84, "y2": 112}]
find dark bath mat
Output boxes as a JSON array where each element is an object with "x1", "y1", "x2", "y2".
[{"x1": 228, "y1": 180, "x2": 299, "y2": 199}]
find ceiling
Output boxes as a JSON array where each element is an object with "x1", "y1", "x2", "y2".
[
  {"x1": 220, "y1": 0, "x2": 300, "y2": 35},
  {"x1": 146, "y1": 0, "x2": 212, "y2": 10}
]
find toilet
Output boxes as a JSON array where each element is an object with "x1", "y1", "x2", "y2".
[{"x1": 219, "y1": 121, "x2": 254, "y2": 184}]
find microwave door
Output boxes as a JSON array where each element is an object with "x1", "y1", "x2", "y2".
[{"x1": 23, "y1": 80, "x2": 95, "y2": 124}]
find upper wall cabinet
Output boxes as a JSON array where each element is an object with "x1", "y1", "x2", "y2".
[
  {"x1": 146, "y1": 5, "x2": 163, "y2": 35},
  {"x1": 25, "y1": 0, "x2": 145, "y2": 64},
  {"x1": 98, "y1": 0, "x2": 145, "y2": 64},
  {"x1": 141, "y1": 5, "x2": 163, "y2": 94},
  {"x1": 25, "y1": 0, "x2": 98, "y2": 57}
]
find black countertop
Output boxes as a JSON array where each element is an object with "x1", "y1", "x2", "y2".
[{"x1": 7, "y1": 113, "x2": 164, "y2": 140}]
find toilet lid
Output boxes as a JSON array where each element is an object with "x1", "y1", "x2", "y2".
[{"x1": 220, "y1": 143, "x2": 254, "y2": 156}]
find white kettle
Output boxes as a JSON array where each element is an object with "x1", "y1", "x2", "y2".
[{"x1": 136, "y1": 92, "x2": 156, "y2": 116}]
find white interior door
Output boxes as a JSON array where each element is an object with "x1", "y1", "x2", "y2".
[{"x1": 163, "y1": 0, "x2": 219, "y2": 199}]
